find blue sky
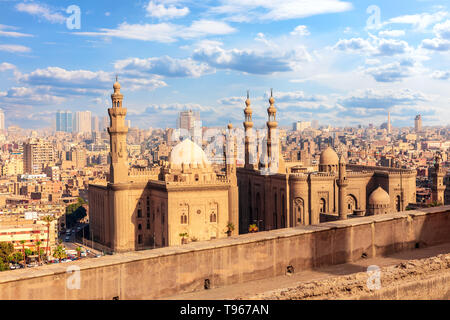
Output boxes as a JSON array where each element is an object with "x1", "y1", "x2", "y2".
[{"x1": 0, "y1": 0, "x2": 449, "y2": 129}]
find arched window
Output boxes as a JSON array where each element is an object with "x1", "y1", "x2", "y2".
[
  {"x1": 210, "y1": 213, "x2": 217, "y2": 223},
  {"x1": 396, "y1": 195, "x2": 401, "y2": 212}
]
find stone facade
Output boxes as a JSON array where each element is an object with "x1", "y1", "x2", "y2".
[
  {"x1": 237, "y1": 94, "x2": 417, "y2": 234},
  {"x1": 89, "y1": 81, "x2": 239, "y2": 253}
]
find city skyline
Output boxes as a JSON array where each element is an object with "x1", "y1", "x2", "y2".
[{"x1": 0, "y1": 0, "x2": 449, "y2": 129}]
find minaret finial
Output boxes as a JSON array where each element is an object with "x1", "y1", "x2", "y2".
[
  {"x1": 271, "y1": 88, "x2": 273, "y2": 98},
  {"x1": 247, "y1": 90, "x2": 249, "y2": 99},
  {"x1": 116, "y1": 74, "x2": 118, "y2": 82}
]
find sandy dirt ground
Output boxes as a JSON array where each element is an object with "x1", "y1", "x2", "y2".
[{"x1": 164, "y1": 242, "x2": 450, "y2": 300}]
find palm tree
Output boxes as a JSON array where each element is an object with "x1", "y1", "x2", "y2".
[
  {"x1": 35, "y1": 240, "x2": 42, "y2": 265},
  {"x1": 19, "y1": 240, "x2": 26, "y2": 267},
  {"x1": 53, "y1": 245, "x2": 67, "y2": 262},
  {"x1": 42, "y1": 215, "x2": 54, "y2": 260}
]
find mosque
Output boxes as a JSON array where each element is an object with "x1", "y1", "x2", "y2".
[
  {"x1": 89, "y1": 80, "x2": 421, "y2": 253},
  {"x1": 89, "y1": 79, "x2": 238, "y2": 252},
  {"x1": 235, "y1": 91, "x2": 417, "y2": 234}
]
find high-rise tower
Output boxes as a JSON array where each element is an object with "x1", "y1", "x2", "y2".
[
  {"x1": 387, "y1": 111, "x2": 391, "y2": 134},
  {"x1": 108, "y1": 77, "x2": 128, "y2": 184}
]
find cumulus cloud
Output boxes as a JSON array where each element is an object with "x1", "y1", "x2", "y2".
[
  {"x1": 338, "y1": 88, "x2": 429, "y2": 110},
  {"x1": 421, "y1": 38, "x2": 450, "y2": 51},
  {"x1": 145, "y1": 0, "x2": 189, "y2": 19},
  {"x1": 114, "y1": 56, "x2": 213, "y2": 78},
  {"x1": 74, "y1": 20, "x2": 236, "y2": 43},
  {"x1": 364, "y1": 59, "x2": 418, "y2": 82},
  {"x1": 334, "y1": 36, "x2": 410, "y2": 56},
  {"x1": 431, "y1": 70, "x2": 450, "y2": 80},
  {"x1": 16, "y1": 66, "x2": 166, "y2": 97},
  {"x1": 434, "y1": 20, "x2": 450, "y2": 39},
  {"x1": 15, "y1": 2, "x2": 66, "y2": 24},
  {"x1": 291, "y1": 25, "x2": 310, "y2": 36},
  {"x1": 192, "y1": 41, "x2": 307, "y2": 74}
]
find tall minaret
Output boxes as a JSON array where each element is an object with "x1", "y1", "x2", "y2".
[
  {"x1": 108, "y1": 77, "x2": 129, "y2": 184},
  {"x1": 225, "y1": 123, "x2": 237, "y2": 182},
  {"x1": 337, "y1": 154, "x2": 348, "y2": 220},
  {"x1": 266, "y1": 89, "x2": 278, "y2": 171},
  {"x1": 243, "y1": 91, "x2": 256, "y2": 170},
  {"x1": 432, "y1": 152, "x2": 445, "y2": 204},
  {"x1": 225, "y1": 122, "x2": 239, "y2": 234}
]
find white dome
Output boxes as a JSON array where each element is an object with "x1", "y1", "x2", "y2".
[{"x1": 169, "y1": 139, "x2": 210, "y2": 166}]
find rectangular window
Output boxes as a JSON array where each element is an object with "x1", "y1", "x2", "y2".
[{"x1": 137, "y1": 209, "x2": 142, "y2": 218}]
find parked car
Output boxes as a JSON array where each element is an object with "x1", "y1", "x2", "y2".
[{"x1": 65, "y1": 236, "x2": 70, "y2": 242}]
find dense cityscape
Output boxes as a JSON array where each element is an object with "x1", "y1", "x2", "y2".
[{"x1": 0, "y1": 0, "x2": 449, "y2": 304}]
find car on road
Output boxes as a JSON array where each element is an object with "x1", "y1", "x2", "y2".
[{"x1": 65, "y1": 236, "x2": 70, "y2": 242}]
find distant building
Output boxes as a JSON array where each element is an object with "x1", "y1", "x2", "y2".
[
  {"x1": 0, "y1": 109, "x2": 5, "y2": 132},
  {"x1": 74, "y1": 111, "x2": 92, "y2": 134},
  {"x1": 293, "y1": 121, "x2": 311, "y2": 131},
  {"x1": 415, "y1": 115, "x2": 422, "y2": 133},
  {"x1": 56, "y1": 110, "x2": 73, "y2": 133},
  {"x1": 23, "y1": 139, "x2": 56, "y2": 174},
  {"x1": 177, "y1": 110, "x2": 201, "y2": 143},
  {"x1": 91, "y1": 115, "x2": 100, "y2": 132}
]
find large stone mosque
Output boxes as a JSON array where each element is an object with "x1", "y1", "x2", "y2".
[{"x1": 88, "y1": 80, "x2": 445, "y2": 253}]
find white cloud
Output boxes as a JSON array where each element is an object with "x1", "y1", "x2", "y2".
[
  {"x1": 74, "y1": 20, "x2": 236, "y2": 43},
  {"x1": 192, "y1": 41, "x2": 298, "y2": 74},
  {"x1": 0, "y1": 62, "x2": 17, "y2": 72},
  {"x1": 431, "y1": 70, "x2": 450, "y2": 80},
  {"x1": 433, "y1": 20, "x2": 450, "y2": 39},
  {"x1": 334, "y1": 36, "x2": 411, "y2": 57},
  {"x1": 364, "y1": 59, "x2": 419, "y2": 82},
  {"x1": 291, "y1": 25, "x2": 310, "y2": 36},
  {"x1": 378, "y1": 30, "x2": 405, "y2": 37},
  {"x1": 0, "y1": 25, "x2": 33, "y2": 38},
  {"x1": 386, "y1": 11, "x2": 447, "y2": 31},
  {"x1": 15, "y1": 2, "x2": 66, "y2": 24},
  {"x1": 212, "y1": 0, "x2": 353, "y2": 22},
  {"x1": 421, "y1": 37, "x2": 450, "y2": 51},
  {"x1": 146, "y1": 1, "x2": 189, "y2": 19},
  {"x1": 114, "y1": 56, "x2": 213, "y2": 78},
  {"x1": 0, "y1": 44, "x2": 31, "y2": 53}
]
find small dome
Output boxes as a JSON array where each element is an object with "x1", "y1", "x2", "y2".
[
  {"x1": 369, "y1": 186, "x2": 390, "y2": 205},
  {"x1": 227, "y1": 123, "x2": 233, "y2": 130},
  {"x1": 113, "y1": 81, "x2": 121, "y2": 90},
  {"x1": 169, "y1": 139, "x2": 210, "y2": 166},
  {"x1": 320, "y1": 146, "x2": 339, "y2": 166}
]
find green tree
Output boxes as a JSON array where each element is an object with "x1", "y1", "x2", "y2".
[
  {"x1": 0, "y1": 242, "x2": 15, "y2": 271},
  {"x1": 8, "y1": 252, "x2": 23, "y2": 264},
  {"x1": 53, "y1": 245, "x2": 67, "y2": 262}
]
